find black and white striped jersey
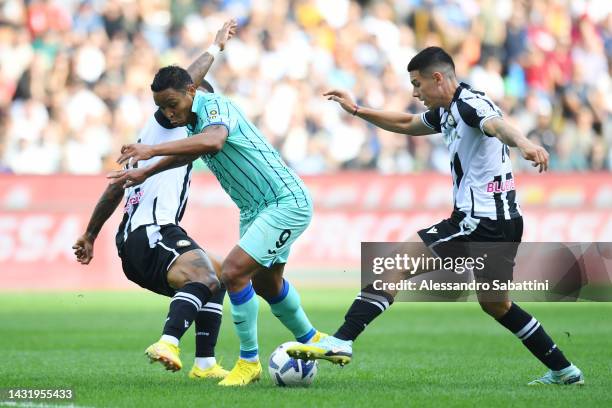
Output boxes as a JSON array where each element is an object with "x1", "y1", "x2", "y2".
[
  {"x1": 116, "y1": 110, "x2": 193, "y2": 247},
  {"x1": 420, "y1": 82, "x2": 521, "y2": 221}
]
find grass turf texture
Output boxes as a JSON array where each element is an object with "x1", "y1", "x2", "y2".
[{"x1": 1, "y1": 289, "x2": 610, "y2": 408}]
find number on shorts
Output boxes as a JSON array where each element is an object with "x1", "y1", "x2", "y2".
[
  {"x1": 268, "y1": 229, "x2": 292, "y2": 255},
  {"x1": 276, "y1": 229, "x2": 291, "y2": 248}
]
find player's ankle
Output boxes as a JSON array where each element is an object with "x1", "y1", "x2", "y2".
[
  {"x1": 160, "y1": 334, "x2": 179, "y2": 346},
  {"x1": 195, "y1": 357, "x2": 216, "y2": 369},
  {"x1": 239, "y1": 349, "x2": 259, "y2": 362}
]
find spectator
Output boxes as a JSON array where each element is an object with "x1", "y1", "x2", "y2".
[
  {"x1": 527, "y1": 99, "x2": 557, "y2": 157},
  {"x1": 0, "y1": 0, "x2": 609, "y2": 174}
]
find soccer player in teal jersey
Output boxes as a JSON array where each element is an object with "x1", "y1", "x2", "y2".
[{"x1": 110, "y1": 66, "x2": 325, "y2": 386}]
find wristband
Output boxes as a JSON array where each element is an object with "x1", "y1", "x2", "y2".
[
  {"x1": 352, "y1": 105, "x2": 359, "y2": 116},
  {"x1": 207, "y1": 44, "x2": 221, "y2": 58}
]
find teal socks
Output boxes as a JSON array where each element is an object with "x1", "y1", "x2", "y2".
[
  {"x1": 266, "y1": 279, "x2": 315, "y2": 343},
  {"x1": 228, "y1": 282, "x2": 259, "y2": 360}
]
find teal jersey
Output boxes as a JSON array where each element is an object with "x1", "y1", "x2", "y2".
[{"x1": 187, "y1": 90, "x2": 310, "y2": 218}]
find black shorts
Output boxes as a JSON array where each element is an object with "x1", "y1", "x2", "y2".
[
  {"x1": 117, "y1": 225, "x2": 203, "y2": 297},
  {"x1": 417, "y1": 210, "x2": 523, "y2": 282}
]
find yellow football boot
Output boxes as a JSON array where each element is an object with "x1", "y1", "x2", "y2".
[
  {"x1": 144, "y1": 340, "x2": 182, "y2": 372},
  {"x1": 218, "y1": 359, "x2": 262, "y2": 386},
  {"x1": 308, "y1": 330, "x2": 328, "y2": 343},
  {"x1": 286, "y1": 336, "x2": 352, "y2": 366},
  {"x1": 188, "y1": 363, "x2": 230, "y2": 379}
]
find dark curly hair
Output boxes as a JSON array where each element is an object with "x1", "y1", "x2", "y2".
[{"x1": 150, "y1": 65, "x2": 193, "y2": 92}]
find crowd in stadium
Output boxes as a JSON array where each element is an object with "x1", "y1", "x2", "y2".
[{"x1": 0, "y1": 0, "x2": 610, "y2": 174}]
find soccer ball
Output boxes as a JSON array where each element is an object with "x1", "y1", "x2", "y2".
[{"x1": 268, "y1": 341, "x2": 318, "y2": 387}]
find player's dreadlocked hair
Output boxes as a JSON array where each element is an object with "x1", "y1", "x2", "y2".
[
  {"x1": 407, "y1": 47, "x2": 456, "y2": 75},
  {"x1": 150, "y1": 65, "x2": 193, "y2": 93}
]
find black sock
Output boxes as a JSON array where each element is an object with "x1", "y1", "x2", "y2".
[
  {"x1": 163, "y1": 282, "x2": 212, "y2": 340},
  {"x1": 497, "y1": 302, "x2": 571, "y2": 371},
  {"x1": 334, "y1": 284, "x2": 394, "y2": 341},
  {"x1": 195, "y1": 286, "x2": 226, "y2": 357}
]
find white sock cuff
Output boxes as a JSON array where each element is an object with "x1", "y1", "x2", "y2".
[
  {"x1": 160, "y1": 334, "x2": 179, "y2": 346},
  {"x1": 195, "y1": 357, "x2": 216, "y2": 369}
]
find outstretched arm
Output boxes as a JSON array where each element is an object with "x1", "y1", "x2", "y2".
[
  {"x1": 110, "y1": 125, "x2": 228, "y2": 188},
  {"x1": 188, "y1": 19, "x2": 237, "y2": 88},
  {"x1": 323, "y1": 89, "x2": 435, "y2": 136},
  {"x1": 482, "y1": 117, "x2": 549, "y2": 173},
  {"x1": 116, "y1": 125, "x2": 229, "y2": 165},
  {"x1": 73, "y1": 183, "x2": 125, "y2": 264},
  {"x1": 107, "y1": 154, "x2": 198, "y2": 188}
]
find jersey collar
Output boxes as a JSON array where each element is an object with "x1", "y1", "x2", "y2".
[
  {"x1": 452, "y1": 82, "x2": 470, "y2": 104},
  {"x1": 446, "y1": 82, "x2": 470, "y2": 111},
  {"x1": 186, "y1": 90, "x2": 205, "y2": 133}
]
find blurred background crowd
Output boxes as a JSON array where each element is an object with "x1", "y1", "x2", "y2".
[{"x1": 0, "y1": 0, "x2": 610, "y2": 175}]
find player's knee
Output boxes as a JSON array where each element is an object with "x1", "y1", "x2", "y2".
[
  {"x1": 191, "y1": 267, "x2": 220, "y2": 291},
  {"x1": 220, "y1": 258, "x2": 244, "y2": 286},
  {"x1": 197, "y1": 273, "x2": 220, "y2": 293},
  {"x1": 167, "y1": 268, "x2": 189, "y2": 289},
  {"x1": 168, "y1": 265, "x2": 219, "y2": 292},
  {"x1": 479, "y1": 301, "x2": 511, "y2": 319}
]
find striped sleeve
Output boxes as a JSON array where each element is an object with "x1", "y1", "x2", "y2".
[
  {"x1": 456, "y1": 97, "x2": 502, "y2": 136},
  {"x1": 421, "y1": 109, "x2": 442, "y2": 132}
]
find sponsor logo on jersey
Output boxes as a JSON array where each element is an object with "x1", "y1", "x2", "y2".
[
  {"x1": 123, "y1": 190, "x2": 144, "y2": 213},
  {"x1": 176, "y1": 239, "x2": 191, "y2": 248},
  {"x1": 486, "y1": 179, "x2": 516, "y2": 193},
  {"x1": 476, "y1": 105, "x2": 489, "y2": 118}
]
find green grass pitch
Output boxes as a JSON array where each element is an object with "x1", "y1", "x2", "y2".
[{"x1": 1, "y1": 288, "x2": 610, "y2": 407}]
